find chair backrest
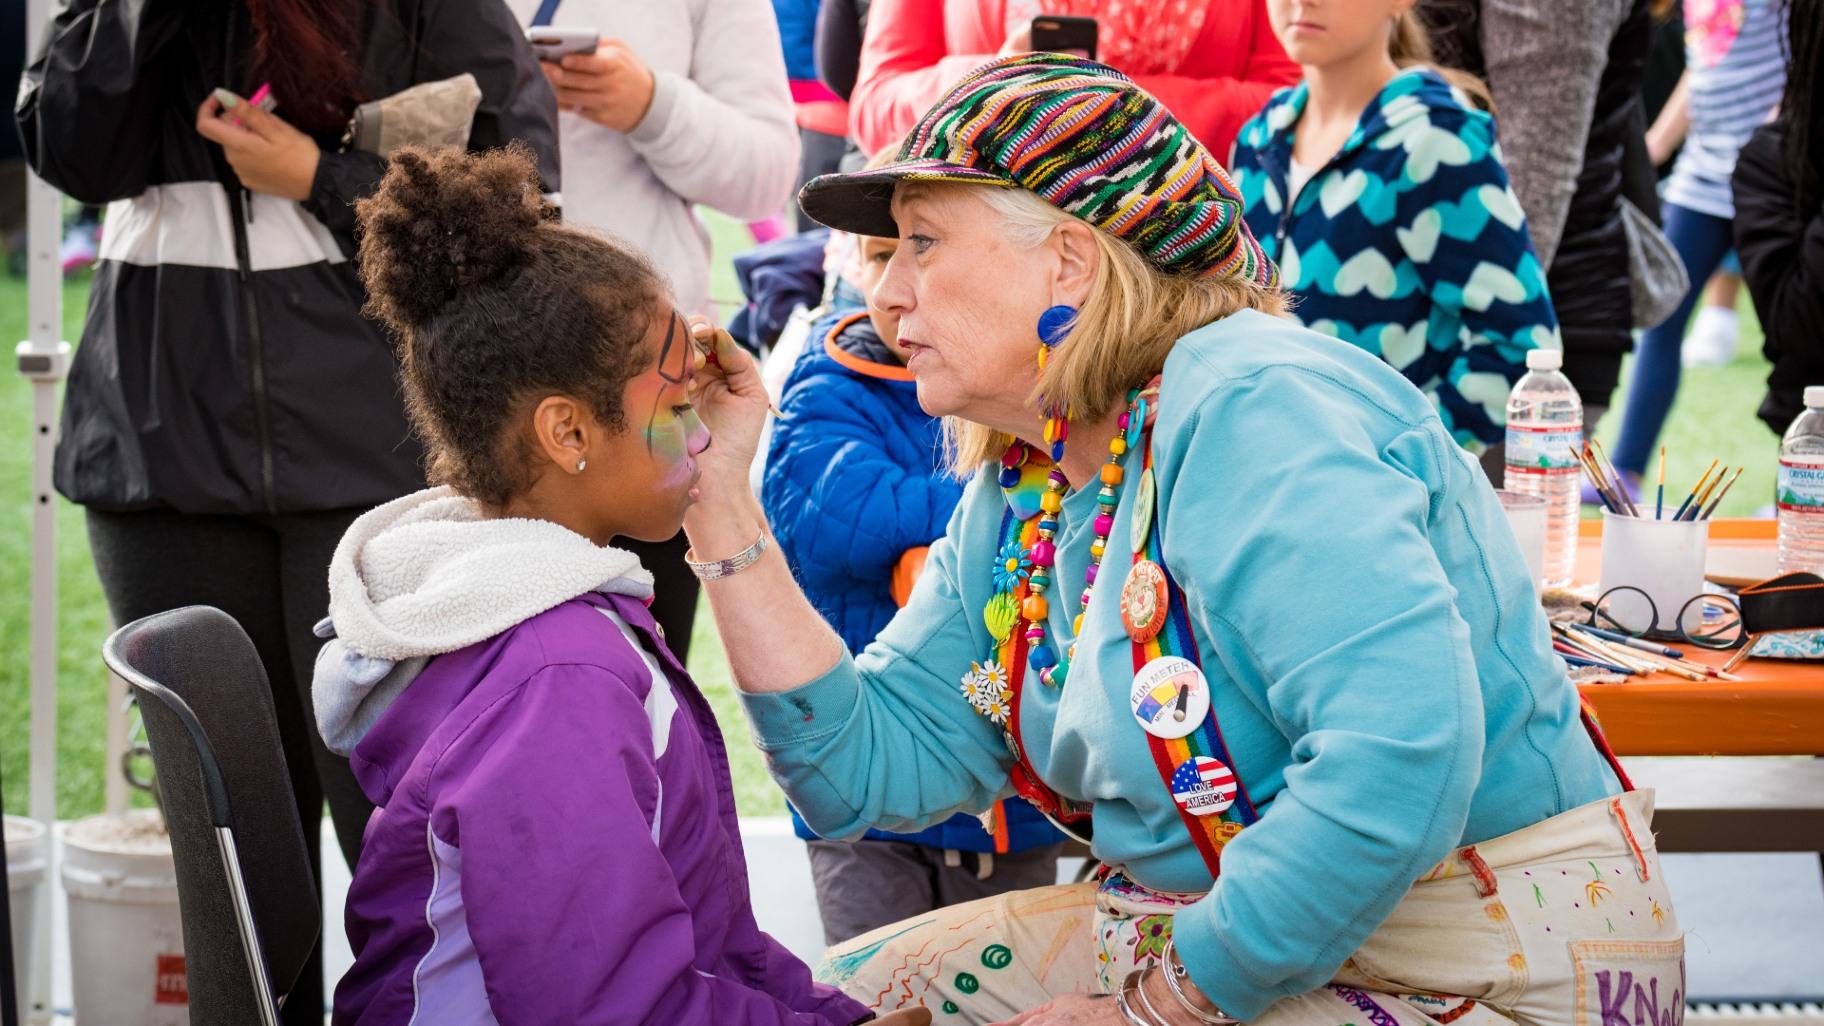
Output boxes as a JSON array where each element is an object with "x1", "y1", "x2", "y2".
[{"x1": 102, "y1": 607, "x2": 319, "y2": 1025}]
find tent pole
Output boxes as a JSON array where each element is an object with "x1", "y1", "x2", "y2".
[{"x1": 17, "y1": 1, "x2": 70, "y2": 1021}]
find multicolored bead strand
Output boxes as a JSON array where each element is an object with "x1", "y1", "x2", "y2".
[
  {"x1": 1041, "y1": 393, "x2": 1136, "y2": 687},
  {"x1": 1007, "y1": 387, "x2": 1141, "y2": 686},
  {"x1": 1021, "y1": 465, "x2": 1067, "y2": 673}
]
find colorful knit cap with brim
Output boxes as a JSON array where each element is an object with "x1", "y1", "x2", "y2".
[{"x1": 798, "y1": 52, "x2": 1278, "y2": 285}]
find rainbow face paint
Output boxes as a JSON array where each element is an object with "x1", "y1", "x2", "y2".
[{"x1": 633, "y1": 310, "x2": 711, "y2": 488}]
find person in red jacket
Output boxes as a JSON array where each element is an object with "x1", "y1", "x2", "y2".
[{"x1": 847, "y1": 0, "x2": 1297, "y2": 161}]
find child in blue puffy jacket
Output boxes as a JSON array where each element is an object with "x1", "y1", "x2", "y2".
[
  {"x1": 1230, "y1": 4, "x2": 1561, "y2": 461},
  {"x1": 761, "y1": 229, "x2": 1065, "y2": 947}
]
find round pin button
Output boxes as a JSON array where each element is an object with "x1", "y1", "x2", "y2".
[
  {"x1": 1169, "y1": 756, "x2": 1237, "y2": 817},
  {"x1": 1130, "y1": 467, "x2": 1156, "y2": 555},
  {"x1": 1128, "y1": 655, "x2": 1210, "y2": 739},
  {"x1": 1120, "y1": 560, "x2": 1168, "y2": 644}
]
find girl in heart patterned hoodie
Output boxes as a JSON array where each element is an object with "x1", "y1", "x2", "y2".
[{"x1": 1231, "y1": 65, "x2": 1561, "y2": 454}]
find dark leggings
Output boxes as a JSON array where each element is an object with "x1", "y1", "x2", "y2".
[{"x1": 86, "y1": 506, "x2": 373, "y2": 1025}]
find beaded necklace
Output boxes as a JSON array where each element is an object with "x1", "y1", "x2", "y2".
[
  {"x1": 958, "y1": 386, "x2": 1144, "y2": 830},
  {"x1": 995, "y1": 387, "x2": 1144, "y2": 689}
]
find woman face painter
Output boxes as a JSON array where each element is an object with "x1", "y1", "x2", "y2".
[{"x1": 681, "y1": 55, "x2": 1683, "y2": 1026}]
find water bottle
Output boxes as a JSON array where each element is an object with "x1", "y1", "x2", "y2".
[
  {"x1": 1777, "y1": 386, "x2": 1824, "y2": 573},
  {"x1": 1505, "y1": 349, "x2": 1583, "y2": 588}
]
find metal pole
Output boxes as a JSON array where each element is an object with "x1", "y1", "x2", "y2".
[{"x1": 18, "y1": 1, "x2": 70, "y2": 1021}]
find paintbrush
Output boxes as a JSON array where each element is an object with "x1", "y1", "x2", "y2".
[
  {"x1": 693, "y1": 320, "x2": 784, "y2": 419},
  {"x1": 1655, "y1": 447, "x2": 1666, "y2": 519},
  {"x1": 1682, "y1": 465, "x2": 1728, "y2": 521},
  {"x1": 1558, "y1": 651, "x2": 1638, "y2": 676},
  {"x1": 1578, "y1": 445, "x2": 1614, "y2": 510},
  {"x1": 1554, "y1": 625, "x2": 1647, "y2": 670},
  {"x1": 1576, "y1": 448, "x2": 1618, "y2": 512},
  {"x1": 1698, "y1": 467, "x2": 1744, "y2": 520},
  {"x1": 1583, "y1": 443, "x2": 1633, "y2": 516},
  {"x1": 1581, "y1": 443, "x2": 1621, "y2": 514},
  {"x1": 1671, "y1": 459, "x2": 1720, "y2": 521},
  {"x1": 1591, "y1": 440, "x2": 1638, "y2": 516}
]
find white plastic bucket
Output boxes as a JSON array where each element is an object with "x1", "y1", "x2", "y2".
[
  {"x1": 60, "y1": 810, "x2": 189, "y2": 1024},
  {"x1": 5, "y1": 816, "x2": 48, "y2": 1024}
]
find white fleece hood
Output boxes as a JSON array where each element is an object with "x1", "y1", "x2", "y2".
[{"x1": 312, "y1": 487, "x2": 655, "y2": 754}]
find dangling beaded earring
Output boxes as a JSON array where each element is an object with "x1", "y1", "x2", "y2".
[{"x1": 1036, "y1": 305, "x2": 1076, "y2": 462}]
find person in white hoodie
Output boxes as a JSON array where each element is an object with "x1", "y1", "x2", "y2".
[{"x1": 511, "y1": 0, "x2": 801, "y2": 661}]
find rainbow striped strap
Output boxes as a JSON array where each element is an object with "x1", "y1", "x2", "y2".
[
  {"x1": 1578, "y1": 696, "x2": 1635, "y2": 792},
  {"x1": 1131, "y1": 441, "x2": 1258, "y2": 879},
  {"x1": 971, "y1": 508, "x2": 1089, "y2": 828}
]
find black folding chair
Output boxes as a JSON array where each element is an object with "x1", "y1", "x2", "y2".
[{"x1": 103, "y1": 606, "x2": 320, "y2": 1026}]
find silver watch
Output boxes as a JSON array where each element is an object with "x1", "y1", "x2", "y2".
[{"x1": 685, "y1": 534, "x2": 769, "y2": 581}]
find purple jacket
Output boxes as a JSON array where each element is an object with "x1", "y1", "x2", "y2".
[{"x1": 331, "y1": 592, "x2": 869, "y2": 1025}]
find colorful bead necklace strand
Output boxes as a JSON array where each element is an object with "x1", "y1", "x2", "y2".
[{"x1": 1017, "y1": 387, "x2": 1142, "y2": 688}]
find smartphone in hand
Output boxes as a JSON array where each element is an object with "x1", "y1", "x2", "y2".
[
  {"x1": 526, "y1": 25, "x2": 600, "y2": 61},
  {"x1": 1030, "y1": 15, "x2": 1098, "y2": 60}
]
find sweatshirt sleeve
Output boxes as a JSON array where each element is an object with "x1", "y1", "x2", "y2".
[
  {"x1": 304, "y1": 0, "x2": 562, "y2": 247},
  {"x1": 1395, "y1": 110, "x2": 1558, "y2": 450},
  {"x1": 741, "y1": 478, "x2": 1018, "y2": 838},
  {"x1": 764, "y1": 367, "x2": 960, "y2": 587},
  {"x1": 1159, "y1": 367, "x2": 1486, "y2": 1021},
  {"x1": 433, "y1": 664, "x2": 843, "y2": 1025},
  {"x1": 1476, "y1": 0, "x2": 1622, "y2": 266},
  {"x1": 848, "y1": 0, "x2": 998, "y2": 156},
  {"x1": 623, "y1": 0, "x2": 801, "y2": 221},
  {"x1": 15, "y1": 0, "x2": 187, "y2": 203}
]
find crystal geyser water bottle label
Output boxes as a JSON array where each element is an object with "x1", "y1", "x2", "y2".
[
  {"x1": 1505, "y1": 424, "x2": 1584, "y2": 474},
  {"x1": 1777, "y1": 460, "x2": 1824, "y2": 513}
]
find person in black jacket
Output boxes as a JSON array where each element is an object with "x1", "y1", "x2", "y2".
[
  {"x1": 1422, "y1": 0, "x2": 1654, "y2": 432},
  {"x1": 1736, "y1": 0, "x2": 1823, "y2": 437},
  {"x1": 16, "y1": 2, "x2": 558, "y2": 1020}
]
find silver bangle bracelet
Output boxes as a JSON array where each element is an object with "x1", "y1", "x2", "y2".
[
  {"x1": 1162, "y1": 940, "x2": 1240, "y2": 1025},
  {"x1": 684, "y1": 533, "x2": 768, "y2": 581},
  {"x1": 1115, "y1": 969, "x2": 1160, "y2": 1026},
  {"x1": 1134, "y1": 967, "x2": 1178, "y2": 1026}
]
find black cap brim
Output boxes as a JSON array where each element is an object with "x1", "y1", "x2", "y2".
[{"x1": 797, "y1": 160, "x2": 1015, "y2": 237}]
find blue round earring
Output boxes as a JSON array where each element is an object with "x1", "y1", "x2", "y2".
[{"x1": 1037, "y1": 304, "x2": 1078, "y2": 347}]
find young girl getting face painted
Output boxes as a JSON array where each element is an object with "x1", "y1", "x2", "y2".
[{"x1": 495, "y1": 299, "x2": 717, "y2": 547}]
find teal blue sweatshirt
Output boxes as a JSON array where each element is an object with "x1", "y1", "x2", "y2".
[{"x1": 741, "y1": 309, "x2": 1619, "y2": 1018}]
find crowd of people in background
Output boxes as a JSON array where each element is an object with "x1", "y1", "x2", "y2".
[{"x1": 6, "y1": 0, "x2": 1819, "y2": 1020}]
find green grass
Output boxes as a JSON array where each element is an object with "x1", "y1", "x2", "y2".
[
  {"x1": 0, "y1": 217, "x2": 1782, "y2": 820},
  {"x1": 1591, "y1": 299, "x2": 1780, "y2": 519}
]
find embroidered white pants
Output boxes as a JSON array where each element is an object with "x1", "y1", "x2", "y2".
[{"x1": 815, "y1": 790, "x2": 1683, "y2": 1026}]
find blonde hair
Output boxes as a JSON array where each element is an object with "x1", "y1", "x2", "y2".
[
  {"x1": 942, "y1": 186, "x2": 1288, "y2": 473},
  {"x1": 1389, "y1": 10, "x2": 1495, "y2": 113}
]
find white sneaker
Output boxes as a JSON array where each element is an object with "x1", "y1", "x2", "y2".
[{"x1": 1681, "y1": 306, "x2": 1739, "y2": 368}]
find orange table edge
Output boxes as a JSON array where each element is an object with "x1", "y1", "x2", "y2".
[{"x1": 1570, "y1": 518, "x2": 1824, "y2": 756}]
